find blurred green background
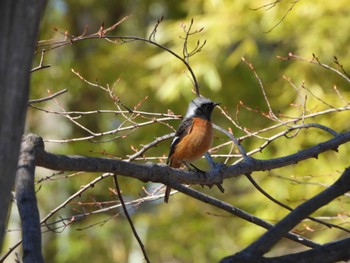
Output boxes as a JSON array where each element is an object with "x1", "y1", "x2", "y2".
[{"x1": 3, "y1": 0, "x2": 350, "y2": 262}]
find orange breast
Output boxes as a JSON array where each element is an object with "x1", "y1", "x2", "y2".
[{"x1": 169, "y1": 118, "x2": 213, "y2": 168}]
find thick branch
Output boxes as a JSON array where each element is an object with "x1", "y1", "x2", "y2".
[
  {"x1": 267, "y1": 237, "x2": 350, "y2": 263},
  {"x1": 221, "y1": 167, "x2": 350, "y2": 263},
  {"x1": 33, "y1": 131, "x2": 350, "y2": 186},
  {"x1": 0, "y1": 0, "x2": 46, "y2": 248},
  {"x1": 230, "y1": 131, "x2": 350, "y2": 176},
  {"x1": 15, "y1": 135, "x2": 44, "y2": 263},
  {"x1": 28, "y1": 131, "x2": 348, "y2": 247},
  {"x1": 221, "y1": 237, "x2": 350, "y2": 263}
]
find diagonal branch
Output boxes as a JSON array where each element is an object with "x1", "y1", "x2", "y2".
[
  {"x1": 244, "y1": 173, "x2": 350, "y2": 233},
  {"x1": 169, "y1": 183, "x2": 319, "y2": 248},
  {"x1": 221, "y1": 167, "x2": 350, "y2": 262}
]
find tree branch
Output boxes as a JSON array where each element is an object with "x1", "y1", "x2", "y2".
[
  {"x1": 0, "y1": 0, "x2": 46, "y2": 249},
  {"x1": 28, "y1": 89, "x2": 67, "y2": 104},
  {"x1": 32, "y1": 131, "x2": 350, "y2": 187},
  {"x1": 170, "y1": 183, "x2": 319, "y2": 248},
  {"x1": 15, "y1": 135, "x2": 44, "y2": 263},
  {"x1": 221, "y1": 167, "x2": 350, "y2": 262},
  {"x1": 8, "y1": 129, "x2": 350, "y2": 262},
  {"x1": 221, "y1": 238, "x2": 350, "y2": 263},
  {"x1": 112, "y1": 174, "x2": 150, "y2": 263}
]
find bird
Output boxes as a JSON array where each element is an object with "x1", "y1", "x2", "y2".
[{"x1": 165, "y1": 96, "x2": 219, "y2": 203}]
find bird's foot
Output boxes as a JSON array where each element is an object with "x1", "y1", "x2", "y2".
[{"x1": 188, "y1": 163, "x2": 207, "y2": 178}]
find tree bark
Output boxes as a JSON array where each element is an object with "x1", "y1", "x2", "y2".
[
  {"x1": 15, "y1": 135, "x2": 44, "y2": 263},
  {"x1": 0, "y1": 0, "x2": 46, "y2": 249}
]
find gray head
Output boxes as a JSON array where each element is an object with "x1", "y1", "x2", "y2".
[{"x1": 185, "y1": 96, "x2": 219, "y2": 121}]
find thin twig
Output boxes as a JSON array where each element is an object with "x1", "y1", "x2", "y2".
[
  {"x1": 112, "y1": 174, "x2": 151, "y2": 263},
  {"x1": 31, "y1": 49, "x2": 51, "y2": 72},
  {"x1": 264, "y1": 0, "x2": 299, "y2": 33},
  {"x1": 28, "y1": 89, "x2": 68, "y2": 104},
  {"x1": 242, "y1": 57, "x2": 279, "y2": 121},
  {"x1": 36, "y1": 18, "x2": 202, "y2": 97},
  {"x1": 126, "y1": 133, "x2": 174, "y2": 161},
  {"x1": 279, "y1": 53, "x2": 350, "y2": 83}
]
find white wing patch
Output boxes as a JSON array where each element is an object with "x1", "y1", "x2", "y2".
[{"x1": 170, "y1": 136, "x2": 180, "y2": 148}]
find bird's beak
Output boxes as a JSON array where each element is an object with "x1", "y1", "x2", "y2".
[{"x1": 214, "y1": 102, "x2": 221, "y2": 107}]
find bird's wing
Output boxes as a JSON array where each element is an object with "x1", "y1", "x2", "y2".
[{"x1": 167, "y1": 118, "x2": 194, "y2": 163}]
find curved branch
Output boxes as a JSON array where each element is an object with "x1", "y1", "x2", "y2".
[
  {"x1": 107, "y1": 35, "x2": 201, "y2": 95},
  {"x1": 37, "y1": 21, "x2": 202, "y2": 95}
]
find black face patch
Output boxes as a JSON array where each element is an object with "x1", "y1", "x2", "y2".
[{"x1": 194, "y1": 102, "x2": 216, "y2": 121}]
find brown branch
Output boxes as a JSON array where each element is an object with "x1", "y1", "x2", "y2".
[
  {"x1": 264, "y1": 0, "x2": 299, "y2": 33},
  {"x1": 242, "y1": 57, "x2": 278, "y2": 120},
  {"x1": 30, "y1": 49, "x2": 51, "y2": 72},
  {"x1": 28, "y1": 89, "x2": 68, "y2": 104},
  {"x1": 279, "y1": 53, "x2": 350, "y2": 84},
  {"x1": 126, "y1": 133, "x2": 174, "y2": 161},
  {"x1": 26, "y1": 130, "x2": 350, "y2": 236},
  {"x1": 36, "y1": 19, "x2": 202, "y2": 97}
]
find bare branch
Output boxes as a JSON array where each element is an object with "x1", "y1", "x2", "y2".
[
  {"x1": 28, "y1": 89, "x2": 68, "y2": 104},
  {"x1": 170, "y1": 183, "x2": 319, "y2": 248},
  {"x1": 242, "y1": 57, "x2": 279, "y2": 121},
  {"x1": 239, "y1": 167, "x2": 350, "y2": 257},
  {"x1": 220, "y1": 168, "x2": 350, "y2": 262},
  {"x1": 263, "y1": 1, "x2": 300, "y2": 33},
  {"x1": 149, "y1": 16, "x2": 164, "y2": 42},
  {"x1": 30, "y1": 49, "x2": 51, "y2": 72},
  {"x1": 126, "y1": 133, "x2": 174, "y2": 162},
  {"x1": 333, "y1": 56, "x2": 350, "y2": 79},
  {"x1": 250, "y1": 0, "x2": 282, "y2": 11},
  {"x1": 36, "y1": 19, "x2": 202, "y2": 97},
  {"x1": 15, "y1": 135, "x2": 44, "y2": 263},
  {"x1": 112, "y1": 174, "x2": 150, "y2": 263},
  {"x1": 244, "y1": 174, "x2": 350, "y2": 233},
  {"x1": 27, "y1": 131, "x2": 350, "y2": 187},
  {"x1": 278, "y1": 53, "x2": 350, "y2": 83}
]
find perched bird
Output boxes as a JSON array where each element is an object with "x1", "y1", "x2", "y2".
[{"x1": 165, "y1": 96, "x2": 219, "y2": 203}]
